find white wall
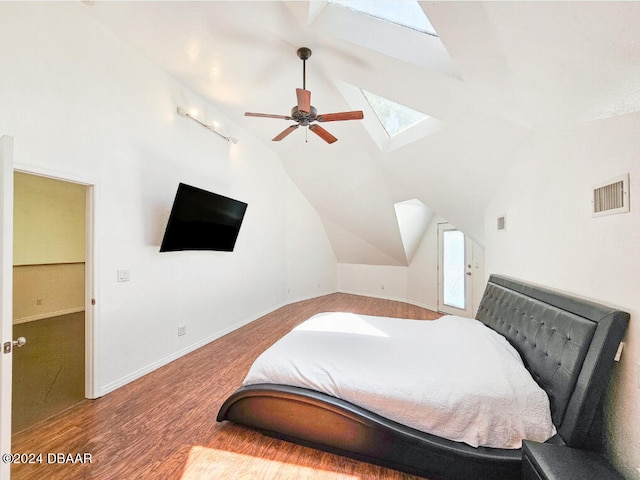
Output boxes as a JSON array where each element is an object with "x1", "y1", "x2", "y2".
[
  {"x1": 285, "y1": 180, "x2": 337, "y2": 302},
  {"x1": 0, "y1": 3, "x2": 337, "y2": 395},
  {"x1": 337, "y1": 263, "x2": 408, "y2": 302},
  {"x1": 485, "y1": 112, "x2": 640, "y2": 478},
  {"x1": 406, "y1": 217, "x2": 442, "y2": 310}
]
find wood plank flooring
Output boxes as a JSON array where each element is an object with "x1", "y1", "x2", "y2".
[{"x1": 11, "y1": 293, "x2": 441, "y2": 480}]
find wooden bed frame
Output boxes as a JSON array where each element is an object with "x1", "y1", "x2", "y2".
[{"x1": 217, "y1": 275, "x2": 629, "y2": 480}]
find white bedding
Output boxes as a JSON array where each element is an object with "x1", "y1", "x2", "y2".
[{"x1": 242, "y1": 312, "x2": 556, "y2": 449}]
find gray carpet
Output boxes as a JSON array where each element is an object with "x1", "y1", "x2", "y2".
[{"x1": 12, "y1": 312, "x2": 85, "y2": 433}]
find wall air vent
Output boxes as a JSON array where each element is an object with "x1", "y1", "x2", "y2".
[
  {"x1": 592, "y1": 174, "x2": 630, "y2": 217},
  {"x1": 497, "y1": 215, "x2": 506, "y2": 231}
]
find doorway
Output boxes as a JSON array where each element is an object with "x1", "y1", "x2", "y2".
[
  {"x1": 437, "y1": 223, "x2": 473, "y2": 317},
  {"x1": 12, "y1": 173, "x2": 89, "y2": 432}
]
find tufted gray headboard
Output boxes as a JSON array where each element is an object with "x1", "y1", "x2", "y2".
[{"x1": 476, "y1": 275, "x2": 629, "y2": 450}]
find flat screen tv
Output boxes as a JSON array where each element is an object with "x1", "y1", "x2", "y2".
[{"x1": 160, "y1": 183, "x2": 248, "y2": 252}]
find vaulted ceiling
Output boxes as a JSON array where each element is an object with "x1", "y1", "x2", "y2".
[{"x1": 81, "y1": 1, "x2": 640, "y2": 266}]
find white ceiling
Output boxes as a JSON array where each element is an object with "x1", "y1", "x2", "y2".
[{"x1": 80, "y1": 1, "x2": 640, "y2": 265}]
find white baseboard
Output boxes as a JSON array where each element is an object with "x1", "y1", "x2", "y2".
[
  {"x1": 99, "y1": 301, "x2": 288, "y2": 397},
  {"x1": 285, "y1": 289, "x2": 336, "y2": 305},
  {"x1": 404, "y1": 298, "x2": 440, "y2": 313},
  {"x1": 337, "y1": 289, "x2": 439, "y2": 313}
]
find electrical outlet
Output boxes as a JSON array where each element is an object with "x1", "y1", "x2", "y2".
[
  {"x1": 177, "y1": 325, "x2": 186, "y2": 336},
  {"x1": 36, "y1": 298, "x2": 43, "y2": 305}
]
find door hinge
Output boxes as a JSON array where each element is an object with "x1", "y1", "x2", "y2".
[{"x1": 3, "y1": 342, "x2": 11, "y2": 354}]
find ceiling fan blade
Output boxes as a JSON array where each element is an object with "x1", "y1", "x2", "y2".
[
  {"x1": 316, "y1": 111, "x2": 364, "y2": 122},
  {"x1": 296, "y1": 88, "x2": 311, "y2": 113},
  {"x1": 309, "y1": 124, "x2": 338, "y2": 144},
  {"x1": 272, "y1": 125, "x2": 299, "y2": 141},
  {"x1": 245, "y1": 112, "x2": 291, "y2": 120}
]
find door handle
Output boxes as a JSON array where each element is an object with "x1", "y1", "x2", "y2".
[{"x1": 3, "y1": 337, "x2": 26, "y2": 354}]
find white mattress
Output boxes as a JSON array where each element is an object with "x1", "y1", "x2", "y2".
[{"x1": 243, "y1": 312, "x2": 557, "y2": 449}]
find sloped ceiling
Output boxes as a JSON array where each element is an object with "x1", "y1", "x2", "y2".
[{"x1": 80, "y1": 1, "x2": 640, "y2": 266}]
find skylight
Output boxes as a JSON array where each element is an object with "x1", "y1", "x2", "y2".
[
  {"x1": 361, "y1": 89, "x2": 428, "y2": 137},
  {"x1": 329, "y1": 0, "x2": 437, "y2": 36}
]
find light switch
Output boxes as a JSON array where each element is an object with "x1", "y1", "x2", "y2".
[{"x1": 117, "y1": 269, "x2": 130, "y2": 282}]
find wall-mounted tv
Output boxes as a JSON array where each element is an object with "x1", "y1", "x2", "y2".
[{"x1": 160, "y1": 183, "x2": 248, "y2": 252}]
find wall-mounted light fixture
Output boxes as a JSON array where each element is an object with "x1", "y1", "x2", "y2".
[{"x1": 176, "y1": 106, "x2": 238, "y2": 144}]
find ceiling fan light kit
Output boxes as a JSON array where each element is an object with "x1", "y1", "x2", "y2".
[{"x1": 245, "y1": 47, "x2": 364, "y2": 144}]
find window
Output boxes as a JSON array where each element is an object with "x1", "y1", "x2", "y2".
[
  {"x1": 361, "y1": 89, "x2": 428, "y2": 136},
  {"x1": 329, "y1": 0, "x2": 437, "y2": 36},
  {"x1": 309, "y1": 1, "x2": 455, "y2": 76}
]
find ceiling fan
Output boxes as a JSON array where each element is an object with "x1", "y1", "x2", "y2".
[{"x1": 245, "y1": 47, "x2": 364, "y2": 144}]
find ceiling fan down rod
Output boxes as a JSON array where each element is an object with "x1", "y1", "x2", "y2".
[{"x1": 297, "y1": 47, "x2": 312, "y2": 90}]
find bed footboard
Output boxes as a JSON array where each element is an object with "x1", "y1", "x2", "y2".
[{"x1": 218, "y1": 384, "x2": 522, "y2": 480}]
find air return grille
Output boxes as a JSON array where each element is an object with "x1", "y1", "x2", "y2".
[
  {"x1": 592, "y1": 174, "x2": 629, "y2": 217},
  {"x1": 497, "y1": 215, "x2": 506, "y2": 231}
]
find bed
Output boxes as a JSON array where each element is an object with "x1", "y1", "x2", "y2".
[{"x1": 217, "y1": 275, "x2": 629, "y2": 479}]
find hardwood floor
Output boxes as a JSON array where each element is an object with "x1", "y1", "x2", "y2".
[{"x1": 11, "y1": 293, "x2": 441, "y2": 480}]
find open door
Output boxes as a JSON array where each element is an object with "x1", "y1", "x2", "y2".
[
  {"x1": 12, "y1": 173, "x2": 89, "y2": 432},
  {"x1": 1, "y1": 136, "x2": 14, "y2": 480}
]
